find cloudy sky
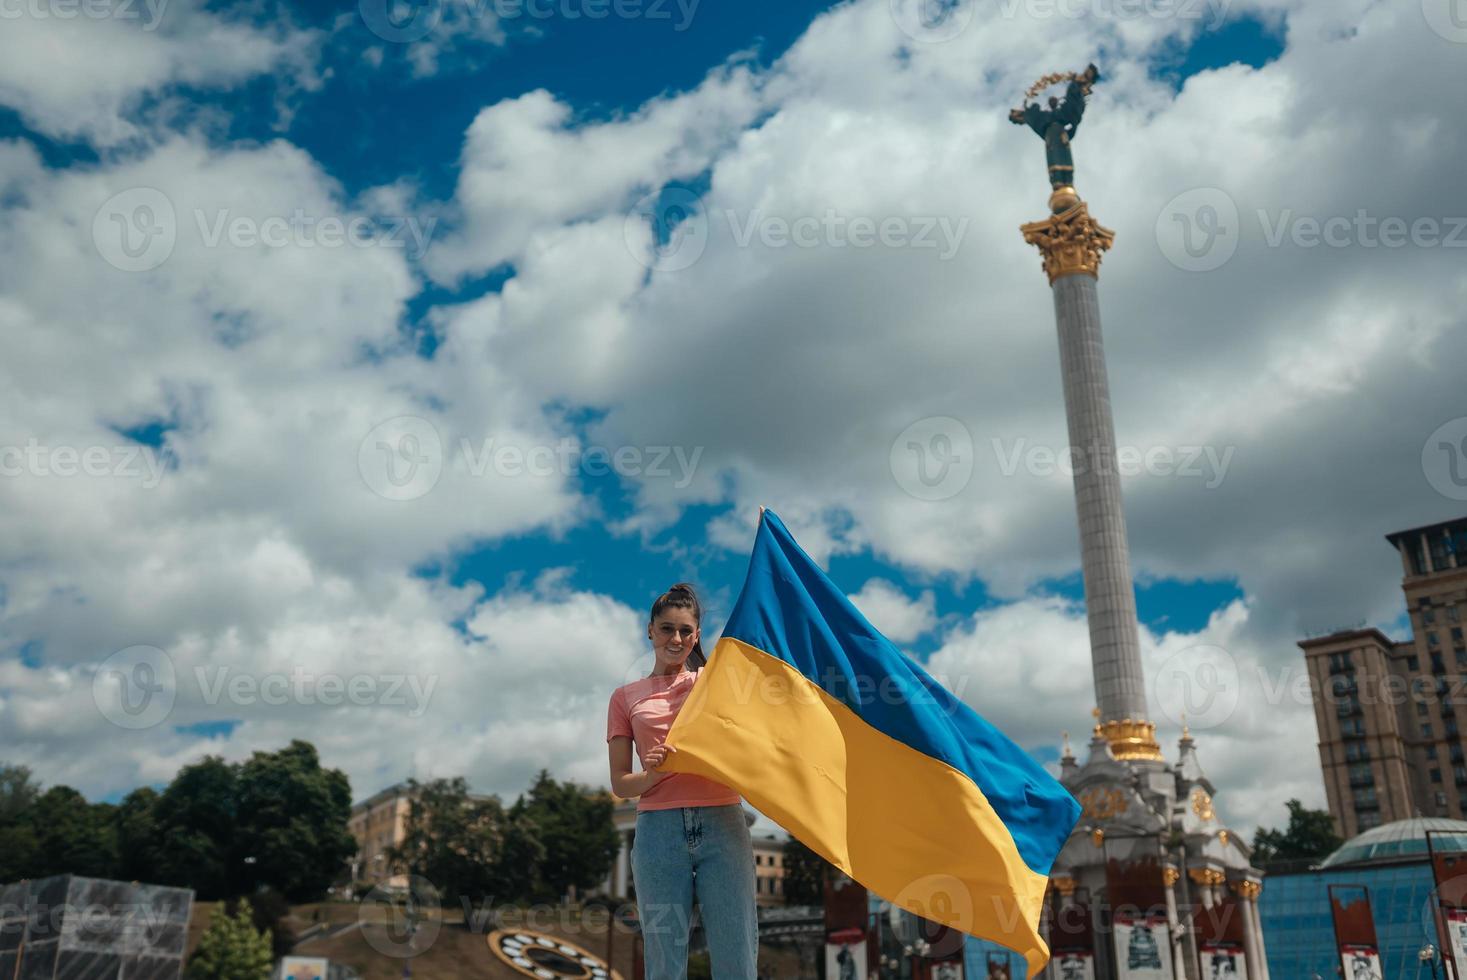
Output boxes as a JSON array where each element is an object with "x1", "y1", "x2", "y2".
[{"x1": 1, "y1": 0, "x2": 1464, "y2": 846}]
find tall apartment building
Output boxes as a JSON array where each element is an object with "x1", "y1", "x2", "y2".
[{"x1": 1301, "y1": 517, "x2": 1467, "y2": 839}]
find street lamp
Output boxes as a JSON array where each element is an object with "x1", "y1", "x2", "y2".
[
  {"x1": 401, "y1": 887, "x2": 423, "y2": 979},
  {"x1": 1420, "y1": 943, "x2": 1442, "y2": 980},
  {"x1": 1420, "y1": 938, "x2": 1443, "y2": 979}
]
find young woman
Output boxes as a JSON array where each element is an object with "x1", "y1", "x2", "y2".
[{"x1": 606, "y1": 583, "x2": 759, "y2": 980}]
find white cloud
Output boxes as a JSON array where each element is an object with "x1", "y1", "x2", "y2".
[
  {"x1": 848, "y1": 579, "x2": 937, "y2": 644},
  {"x1": 926, "y1": 595, "x2": 1325, "y2": 833},
  {"x1": 1, "y1": 0, "x2": 1462, "y2": 845},
  {"x1": 423, "y1": 66, "x2": 765, "y2": 284},
  {"x1": 0, "y1": 0, "x2": 322, "y2": 145}
]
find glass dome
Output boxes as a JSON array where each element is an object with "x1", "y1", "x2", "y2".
[{"x1": 1319, "y1": 816, "x2": 1467, "y2": 868}]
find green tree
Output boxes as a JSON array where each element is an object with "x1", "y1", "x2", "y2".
[
  {"x1": 0, "y1": 763, "x2": 39, "y2": 823},
  {"x1": 1252, "y1": 799, "x2": 1342, "y2": 864},
  {"x1": 28, "y1": 786, "x2": 118, "y2": 878},
  {"x1": 390, "y1": 777, "x2": 507, "y2": 904},
  {"x1": 0, "y1": 763, "x2": 41, "y2": 881},
  {"x1": 233, "y1": 740, "x2": 356, "y2": 902},
  {"x1": 152, "y1": 755, "x2": 239, "y2": 898},
  {"x1": 488, "y1": 812, "x2": 548, "y2": 903},
  {"x1": 507, "y1": 770, "x2": 619, "y2": 902},
  {"x1": 780, "y1": 836, "x2": 831, "y2": 906},
  {"x1": 243, "y1": 887, "x2": 297, "y2": 959},
  {"x1": 114, "y1": 786, "x2": 164, "y2": 883},
  {"x1": 187, "y1": 897, "x2": 273, "y2": 980}
]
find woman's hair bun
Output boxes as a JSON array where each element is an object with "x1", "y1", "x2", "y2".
[{"x1": 667, "y1": 582, "x2": 695, "y2": 595}]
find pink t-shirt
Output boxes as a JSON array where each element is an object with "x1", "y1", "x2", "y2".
[{"x1": 606, "y1": 669, "x2": 742, "y2": 811}]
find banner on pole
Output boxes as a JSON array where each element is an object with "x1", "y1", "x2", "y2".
[
  {"x1": 1198, "y1": 943, "x2": 1246, "y2": 980},
  {"x1": 1050, "y1": 950, "x2": 1094, "y2": 980},
  {"x1": 1113, "y1": 913, "x2": 1172, "y2": 980},
  {"x1": 1338, "y1": 943, "x2": 1383, "y2": 980}
]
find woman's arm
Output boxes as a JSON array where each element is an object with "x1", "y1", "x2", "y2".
[{"x1": 609, "y1": 735, "x2": 671, "y2": 798}]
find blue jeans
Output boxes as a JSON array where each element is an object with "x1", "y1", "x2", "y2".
[{"x1": 631, "y1": 804, "x2": 759, "y2": 980}]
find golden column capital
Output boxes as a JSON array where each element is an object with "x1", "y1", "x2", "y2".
[
  {"x1": 1096, "y1": 718, "x2": 1163, "y2": 761},
  {"x1": 1188, "y1": 868, "x2": 1226, "y2": 887},
  {"x1": 1020, "y1": 198, "x2": 1115, "y2": 284},
  {"x1": 1230, "y1": 879, "x2": 1262, "y2": 900}
]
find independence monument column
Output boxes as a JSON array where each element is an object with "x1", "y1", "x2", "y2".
[{"x1": 1011, "y1": 65, "x2": 1160, "y2": 761}]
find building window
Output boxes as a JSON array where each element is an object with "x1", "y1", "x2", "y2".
[
  {"x1": 1346, "y1": 742, "x2": 1370, "y2": 762},
  {"x1": 1439, "y1": 792, "x2": 1449, "y2": 806},
  {"x1": 1454, "y1": 627, "x2": 1464, "y2": 643},
  {"x1": 1358, "y1": 810, "x2": 1383, "y2": 830},
  {"x1": 1431, "y1": 632, "x2": 1442, "y2": 647},
  {"x1": 1457, "y1": 649, "x2": 1467, "y2": 669},
  {"x1": 1433, "y1": 768, "x2": 1444, "y2": 783},
  {"x1": 1410, "y1": 656, "x2": 1421, "y2": 670},
  {"x1": 1424, "y1": 723, "x2": 1435, "y2": 737},
  {"x1": 1429, "y1": 745, "x2": 1440, "y2": 760},
  {"x1": 1456, "y1": 765, "x2": 1467, "y2": 784},
  {"x1": 1450, "y1": 606, "x2": 1462, "y2": 623},
  {"x1": 1420, "y1": 702, "x2": 1431, "y2": 717},
  {"x1": 1427, "y1": 609, "x2": 1440, "y2": 624}
]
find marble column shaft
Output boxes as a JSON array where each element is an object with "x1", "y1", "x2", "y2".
[{"x1": 1051, "y1": 273, "x2": 1148, "y2": 723}]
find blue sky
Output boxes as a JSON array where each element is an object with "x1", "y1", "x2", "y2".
[
  {"x1": 5, "y1": 0, "x2": 1463, "y2": 839},
  {"x1": 338, "y1": 4, "x2": 1275, "y2": 648}
]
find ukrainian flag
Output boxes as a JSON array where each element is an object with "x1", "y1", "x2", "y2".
[{"x1": 663, "y1": 509, "x2": 1081, "y2": 978}]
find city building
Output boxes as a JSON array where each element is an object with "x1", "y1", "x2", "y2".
[
  {"x1": 348, "y1": 782, "x2": 418, "y2": 889},
  {"x1": 603, "y1": 797, "x2": 638, "y2": 899},
  {"x1": 1300, "y1": 516, "x2": 1467, "y2": 839},
  {"x1": 1258, "y1": 816, "x2": 1467, "y2": 978},
  {"x1": 751, "y1": 830, "x2": 789, "y2": 906}
]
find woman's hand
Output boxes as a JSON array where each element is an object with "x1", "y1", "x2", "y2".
[{"x1": 644, "y1": 743, "x2": 677, "y2": 773}]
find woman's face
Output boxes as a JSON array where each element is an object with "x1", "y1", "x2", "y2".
[{"x1": 649, "y1": 608, "x2": 699, "y2": 670}]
